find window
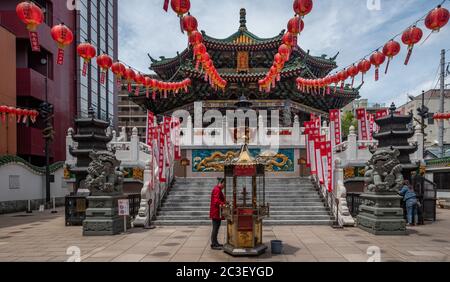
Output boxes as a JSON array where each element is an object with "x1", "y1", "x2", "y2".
[
  {"x1": 32, "y1": 0, "x2": 53, "y2": 26},
  {"x1": 9, "y1": 176, "x2": 20, "y2": 190},
  {"x1": 434, "y1": 172, "x2": 450, "y2": 190}
]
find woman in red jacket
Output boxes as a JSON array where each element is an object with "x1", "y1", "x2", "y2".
[{"x1": 210, "y1": 178, "x2": 226, "y2": 250}]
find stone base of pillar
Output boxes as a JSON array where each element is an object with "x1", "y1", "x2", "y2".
[
  {"x1": 357, "y1": 193, "x2": 406, "y2": 235},
  {"x1": 83, "y1": 195, "x2": 130, "y2": 236}
]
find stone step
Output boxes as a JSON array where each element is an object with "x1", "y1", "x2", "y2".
[
  {"x1": 159, "y1": 206, "x2": 328, "y2": 211},
  {"x1": 154, "y1": 219, "x2": 332, "y2": 226},
  {"x1": 163, "y1": 195, "x2": 321, "y2": 201},
  {"x1": 158, "y1": 210, "x2": 329, "y2": 216},
  {"x1": 156, "y1": 215, "x2": 331, "y2": 221},
  {"x1": 162, "y1": 200, "x2": 324, "y2": 207}
]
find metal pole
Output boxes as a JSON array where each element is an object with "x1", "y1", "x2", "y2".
[
  {"x1": 44, "y1": 74, "x2": 51, "y2": 207},
  {"x1": 439, "y1": 49, "x2": 445, "y2": 158}
]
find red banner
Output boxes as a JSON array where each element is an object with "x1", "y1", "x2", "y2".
[
  {"x1": 234, "y1": 165, "x2": 256, "y2": 176},
  {"x1": 173, "y1": 118, "x2": 182, "y2": 160},
  {"x1": 326, "y1": 141, "x2": 333, "y2": 192},
  {"x1": 376, "y1": 109, "x2": 389, "y2": 119},
  {"x1": 304, "y1": 121, "x2": 312, "y2": 168},
  {"x1": 368, "y1": 114, "x2": 375, "y2": 140},
  {"x1": 146, "y1": 111, "x2": 155, "y2": 147},
  {"x1": 314, "y1": 135, "x2": 326, "y2": 184},
  {"x1": 158, "y1": 125, "x2": 166, "y2": 183},
  {"x1": 356, "y1": 108, "x2": 369, "y2": 142},
  {"x1": 329, "y1": 109, "x2": 342, "y2": 147}
]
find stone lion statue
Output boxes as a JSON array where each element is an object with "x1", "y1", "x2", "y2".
[
  {"x1": 364, "y1": 149, "x2": 404, "y2": 193},
  {"x1": 85, "y1": 151, "x2": 123, "y2": 195}
]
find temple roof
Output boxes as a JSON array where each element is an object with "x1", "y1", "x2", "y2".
[{"x1": 135, "y1": 8, "x2": 359, "y2": 115}]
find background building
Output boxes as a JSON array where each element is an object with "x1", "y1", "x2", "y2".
[
  {"x1": 118, "y1": 81, "x2": 148, "y2": 143},
  {"x1": 0, "y1": 0, "x2": 118, "y2": 165},
  {"x1": 398, "y1": 89, "x2": 450, "y2": 147},
  {"x1": 342, "y1": 98, "x2": 387, "y2": 114},
  {"x1": 76, "y1": 0, "x2": 118, "y2": 125}
]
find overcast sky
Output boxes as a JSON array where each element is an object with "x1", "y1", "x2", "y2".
[{"x1": 118, "y1": 0, "x2": 450, "y2": 107}]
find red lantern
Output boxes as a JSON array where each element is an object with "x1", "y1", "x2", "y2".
[
  {"x1": 357, "y1": 59, "x2": 372, "y2": 83},
  {"x1": 287, "y1": 16, "x2": 305, "y2": 35},
  {"x1": 111, "y1": 62, "x2": 126, "y2": 87},
  {"x1": 337, "y1": 69, "x2": 349, "y2": 89},
  {"x1": 144, "y1": 76, "x2": 153, "y2": 98},
  {"x1": 124, "y1": 68, "x2": 136, "y2": 93},
  {"x1": 29, "y1": 110, "x2": 38, "y2": 123},
  {"x1": 188, "y1": 30, "x2": 203, "y2": 46},
  {"x1": 282, "y1": 32, "x2": 296, "y2": 47},
  {"x1": 0, "y1": 105, "x2": 7, "y2": 122},
  {"x1": 193, "y1": 43, "x2": 207, "y2": 69},
  {"x1": 16, "y1": 1, "x2": 44, "y2": 52},
  {"x1": 425, "y1": 5, "x2": 449, "y2": 32},
  {"x1": 278, "y1": 44, "x2": 291, "y2": 61},
  {"x1": 96, "y1": 54, "x2": 113, "y2": 85},
  {"x1": 171, "y1": 0, "x2": 190, "y2": 16},
  {"x1": 15, "y1": 108, "x2": 24, "y2": 124},
  {"x1": 134, "y1": 73, "x2": 145, "y2": 96},
  {"x1": 370, "y1": 51, "x2": 386, "y2": 81},
  {"x1": 7, "y1": 107, "x2": 16, "y2": 122},
  {"x1": 293, "y1": 0, "x2": 313, "y2": 17},
  {"x1": 382, "y1": 40, "x2": 401, "y2": 74},
  {"x1": 182, "y1": 14, "x2": 198, "y2": 34},
  {"x1": 401, "y1": 26, "x2": 423, "y2": 65},
  {"x1": 51, "y1": 23, "x2": 74, "y2": 65},
  {"x1": 77, "y1": 43, "x2": 97, "y2": 77},
  {"x1": 347, "y1": 65, "x2": 360, "y2": 87}
]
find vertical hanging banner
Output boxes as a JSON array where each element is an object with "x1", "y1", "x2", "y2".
[
  {"x1": 304, "y1": 121, "x2": 312, "y2": 168},
  {"x1": 319, "y1": 141, "x2": 328, "y2": 187},
  {"x1": 329, "y1": 109, "x2": 342, "y2": 147},
  {"x1": 356, "y1": 108, "x2": 369, "y2": 144},
  {"x1": 314, "y1": 135, "x2": 326, "y2": 184},
  {"x1": 173, "y1": 118, "x2": 182, "y2": 160},
  {"x1": 326, "y1": 141, "x2": 333, "y2": 192},
  {"x1": 308, "y1": 123, "x2": 320, "y2": 176},
  {"x1": 158, "y1": 125, "x2": 167, "y2": 183},
  {"x1": 146, "y1": 111, "x2": 155, "y2": 147},
  {"x1": 368, "y1": 114, "x2": 375, "y2": 140},
  {"x1": 163, "y1": 117, "x2": 171, "y2": 168}
]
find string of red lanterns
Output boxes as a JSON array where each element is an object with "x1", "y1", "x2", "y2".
[
  {"x1": 296, "y1": 3, "x2": 449, "y2": 96},
  {"x1": 259, "y1": 0, "x2": 313, "y2": 93},
  {"x1": 167, "y1": 0, "x2": 227, "y2": 91},
  {"x1": 0, "y1": 105, "x2": 39, "y2": 124},
  {"x1": 433, "y1": 112, "x2": 450, "y2": 120}
]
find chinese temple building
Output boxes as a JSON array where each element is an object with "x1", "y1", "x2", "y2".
[{"x1": 132, "y1": 8, "x2": 360, "y2": 127}]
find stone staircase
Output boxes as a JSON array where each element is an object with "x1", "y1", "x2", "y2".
[{"x1": 154, "y1": 177, "x2": 333, "y2": 226}]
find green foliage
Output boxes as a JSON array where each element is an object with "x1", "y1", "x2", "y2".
[{"x1": 342, "y1": 111, "x2": 358, "y2": 140}]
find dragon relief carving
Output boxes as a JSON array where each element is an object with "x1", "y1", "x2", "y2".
[
  {"x1": 85, "y1": 151, "x2": 124, "y2": 195},
  {"x1": 364, "y1": 149, "x2": 404, "y2": 193}
]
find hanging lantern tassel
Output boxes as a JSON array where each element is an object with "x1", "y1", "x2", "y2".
[
  {"x1": 404, "y1": 45, "x2": 414, "y2": 66},
  {"x1": 100, "y1": 71, "x2": 106, "y2": 85},
  {"x1": 29, "y1": 31, "x2": 40, "y2": 52},
  {"x1": 22, "y1": 110, "x2": 29, "y2": 124},
  {"x1": 375, "y1": 67, "x2": 379, "y2": 81},
  {"x1": 128, "y1": 83, "x2": 132, "y2": 93},
  {"x1": 16, "y1": 109, "x2": 22, "y2": 124},
  {"x1": 135, "y1": 85, "x2": 140, "y2": 96},
  {"x1": 163, "y1": 0, "x2": 169, "y2": 11}
]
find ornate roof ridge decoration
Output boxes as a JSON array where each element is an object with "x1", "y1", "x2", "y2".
[{"x1": 0, "y1": 155, "x2": 64, "y2": 175}]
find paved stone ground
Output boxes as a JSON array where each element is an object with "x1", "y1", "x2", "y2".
[{"x1": 0, "y1": 208, "x2": 450, "y2": 262}]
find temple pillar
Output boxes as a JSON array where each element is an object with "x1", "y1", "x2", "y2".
[
  {"x1": 347, "y1": 126, "x2": 357, "y2": 162},
  {"x1": 282, "y1": 100, "x2": 292, "y2": 127}
]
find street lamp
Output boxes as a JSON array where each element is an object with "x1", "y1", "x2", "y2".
[{"x1": 39, "y1": 56, "x2": 53, "y2": 209}]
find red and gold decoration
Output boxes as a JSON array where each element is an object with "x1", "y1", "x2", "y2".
[
  {"x1": 382, "y1": 40, "x2": 401, "y2": 74},
  {"x1": 124, "y1": 67, "x2": 136, "y2": 93},
  {"x1": 166, "y1": 0, "x2": 227, "y2": 91},
  {"x1": 433, "y1": 112, "x2": 450, "y2": 120},
  {"x1": 133, "y1": 72, "x2": 145, "y2": 96},
  {"x1": 294, "y1": 3, "x2": 448, "y2": 94},
  {"x1": 401, "y1": 25, "x2": 423, "y2": 65},
  {"x1": 425, "y1": 5, "x2": 449, "y2": 32},
  {"x1": 111, "y1": 62, "x2": 126, "y2": 87},
  {"x1": 96, "y1": 54, "x2": 113, "y2": 85},
  {"x1": 77, "y1": 43, "x2": 97, "y2": 77},
  {"x1": 0, "y1": 105, "x2": 39, "y2": 124},
  {"x1": 50, "y1": 23, "x2": 74, "y2": 65},
  {"x1": 369, "y1": 50, "x2": 386, "y2": 81},
  {"x1": 16, "y1": 1, "x2": 44, "y2": 52},
  {"x1": 259, "y1": 0, "x2": 313, "y2": 93}
]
